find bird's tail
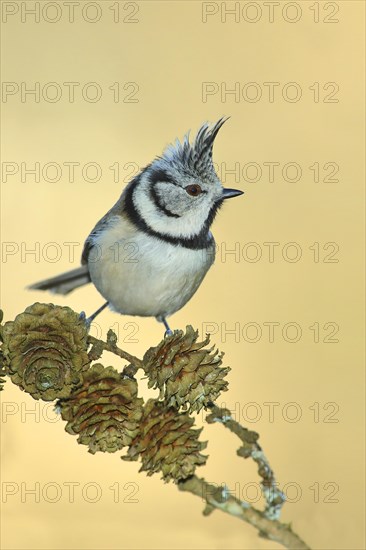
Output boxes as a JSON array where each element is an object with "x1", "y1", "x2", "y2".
[{"x1": 28, "y1": 266, "x2": 91, "y2": 295}]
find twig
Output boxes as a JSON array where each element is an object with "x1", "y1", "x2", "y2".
[
  {"x1": 206, "y1": 404, "x2": 286, "y2": 520},
  {"x1": 178, "y1": 475, "x2": 310, "y2": 550},
  {"x1": 87, "y1": 333, "x2": 143, "y2": 372}
]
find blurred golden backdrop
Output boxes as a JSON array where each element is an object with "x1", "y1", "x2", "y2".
[{"x1": 1, "y1": 1, "x2": 365, "y2": 549}]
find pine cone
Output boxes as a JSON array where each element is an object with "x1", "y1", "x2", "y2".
[
  {"x1": 2, "y1": 303, "x2": 89, "y2": 400},
  {"x1": 60, "y1": 364, "x2": 144, "y2": 454},
  {"x1": 123, "y1": 399, "x2": 207, "y2": 482},
  {"x1": 143, "y1": 326, "x2": 230, "y2": 413}
]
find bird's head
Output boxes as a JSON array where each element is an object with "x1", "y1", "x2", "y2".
[{"x1": 124, "y1": 118, "x2": 244, "y2": 244}]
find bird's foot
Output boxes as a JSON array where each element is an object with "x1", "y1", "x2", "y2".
[
  {"x1": 79, "y1": 311, "x2": 92, "y2": 329},
  {"x1": 160, "y1": 316, "x2": 173, "y2": 337},
  {"x1": 79, "y1": 302, "x2": 109, "y2": 329},
  {"x1": 79, "y1": 311, "x2": 86, "y2": 322}
]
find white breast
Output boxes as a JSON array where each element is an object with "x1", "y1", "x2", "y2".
[{"x1": 87, "y1": 216, "x2": 215, "y2": 318}]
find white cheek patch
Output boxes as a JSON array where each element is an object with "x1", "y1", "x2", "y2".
[
  {"x1": 152, "y1": 181, "x2": 184, "y2": 217},
  {"x1": 133, "y1": 177, "x2": 210, "y2": 238}
]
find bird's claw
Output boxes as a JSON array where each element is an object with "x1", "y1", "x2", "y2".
[
  {"x1": 79, "y1": 311, "x2": 87, "y2": 321},
  {"x1": 79, "y1": 311, "x2": 92, "y2": 329}
]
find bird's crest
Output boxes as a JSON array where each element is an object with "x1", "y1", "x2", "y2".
[{"x1": 158, "y1": 117, "x2": 229, "y2": 182}]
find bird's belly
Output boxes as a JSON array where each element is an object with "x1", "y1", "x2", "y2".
[{"x1": 88, "y1": 226, "x2": 214, "y2": 318}]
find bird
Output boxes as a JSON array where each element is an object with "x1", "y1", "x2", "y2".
[{"x1": 29, "y1": 117, "x2": 244, "y2": 334}]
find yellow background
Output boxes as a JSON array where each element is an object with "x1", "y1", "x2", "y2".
[{"x1": 1, "y1": 1, "x2": 365, "y2": 548}]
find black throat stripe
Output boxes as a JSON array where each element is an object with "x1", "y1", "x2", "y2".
[{"x1": 124, "y1": 175, "x2": 213, "y2": 250}]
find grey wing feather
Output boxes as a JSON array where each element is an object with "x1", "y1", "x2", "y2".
[
  {"x1": 81, "y1": 207, "x2": 122, "y2": 264},
  {"x1": 29, "y1": 195, "x2": 125, "y2": 295}
]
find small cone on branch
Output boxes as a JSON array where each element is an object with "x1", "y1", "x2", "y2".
[
  {"x1": 143, "y1": 326, "x2": 230, "y2": 413},
  {"x1": 59, "y1": 363, "x2": 144, "y2": 454},
  {"x1": 122, "y1": 399, "x2": 207, "y2": 482},
  {"x1": 1, "y1": 303, "x2": 90, "y2": 400}
]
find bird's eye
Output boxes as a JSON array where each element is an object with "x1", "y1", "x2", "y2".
[{"x1": 185, "y1": 184, "x2": 202, "y2": 197}]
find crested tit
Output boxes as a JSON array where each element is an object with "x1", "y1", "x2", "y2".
[{"x1": 30, "y1": 118, "x2": 243, "y2": 333}]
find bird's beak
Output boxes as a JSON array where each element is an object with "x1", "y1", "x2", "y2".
[{"x1": 222, "y1": 188, "x2": 244, "y2": 199}]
